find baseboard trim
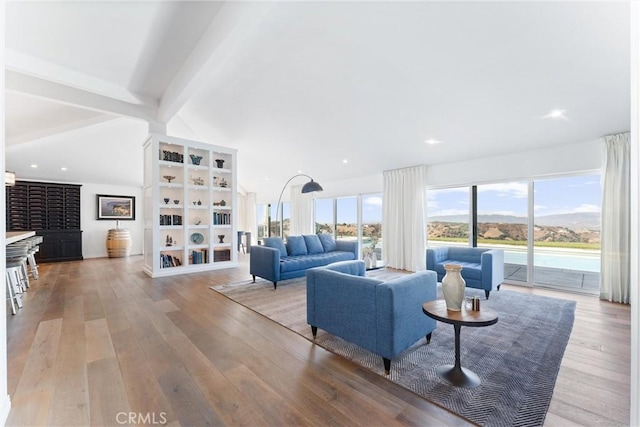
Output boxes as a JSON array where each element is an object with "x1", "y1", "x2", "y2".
[{"x1": 0, "y1": 394, "x2": 11, "y2": 425}]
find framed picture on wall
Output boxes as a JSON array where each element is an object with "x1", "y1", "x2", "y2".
[{"x1": 96, "y1": 194, "x2": 136, "y2": 220}]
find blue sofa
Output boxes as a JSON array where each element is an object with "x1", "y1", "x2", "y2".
[
  {"x1": 306, "y1": 260, "x2": 437, "y2": 375},
  {"x1": 250, "y1": 234, "x2": 357, "y2": 289},
  {"x1": 426, "y1": 246, "x2": 504, "y2": 299}
]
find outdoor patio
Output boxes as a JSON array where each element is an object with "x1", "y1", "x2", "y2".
[{"x1": 504, "y1": 263, "x2": 600, "y2": 294}]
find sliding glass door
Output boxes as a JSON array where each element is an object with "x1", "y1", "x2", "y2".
[
  {"x1": 476, "y1": 182, "x2": 529, "y2": 283},
  {"x1": 427, "y1": 173, "x2": 601, "y2": 292},
  {"x1": 532, "y1": 175, "x2": 600, "y2": 292}
]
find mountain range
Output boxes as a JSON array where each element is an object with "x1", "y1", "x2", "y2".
[{"x1": 428, "y1": 212, "x2": 600, "y2": 231}]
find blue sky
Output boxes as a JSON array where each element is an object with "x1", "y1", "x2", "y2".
[{"x1": 428, "y1": 174, "x2": 601, "y2": 218}]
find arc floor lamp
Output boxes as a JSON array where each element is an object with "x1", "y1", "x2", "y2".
[{"x1": 270, "y1": 174, "x2": 323, "y2": 237}]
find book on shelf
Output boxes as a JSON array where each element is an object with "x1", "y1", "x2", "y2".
[
  {"x1": 190, "y1": 249, "x2": 209, "y2": 264},
  {"x1": 160, "y1": 254, "x2": 182, "y2": 268},
  {"x1": 212, "y1": 212, "x2": 231, "y2": 225}
]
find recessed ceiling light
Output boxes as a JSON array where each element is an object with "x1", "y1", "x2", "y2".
[
  {"x1": 298, "y1": 170, "x2": 303, "y2": 173},
  {"x1": 543, "y1": 109, "x2": 568, "y2": 120},
  {"x1": 61, "y1": 167, "x2": 67, "y2": 171},
  {"x1": 30, "y1": 164, "x2": 37, "y2": 168},
  {"x1": 342, "y1": 159, "x2": 348, "y2": 164},
  {"x1": 425, "y1": 139, "x2": 443, "y2": 145}
]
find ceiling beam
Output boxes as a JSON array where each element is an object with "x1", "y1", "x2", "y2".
[
  {"x1": 157, "y1": 2, "x2": 274, "y2": 123},
  {"x1": 6, "y1": 70, "x2": 160, "y2": 124}
]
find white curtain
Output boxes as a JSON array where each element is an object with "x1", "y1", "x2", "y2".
[
  {"x1": 383, "y1": 165, "x2": 427, "y2": 272},
  {"x1": 601, "y1": 132, "x2": 630, "y2": 303},
  {"x1": 289, "y1": 184, "x2": 314, "y2": 235}
]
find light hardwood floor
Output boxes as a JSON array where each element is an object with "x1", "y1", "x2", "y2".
[{"x1": 5, "y1": 255, "x2": 630, "y2": 426}]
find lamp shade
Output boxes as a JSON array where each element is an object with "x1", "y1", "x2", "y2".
[{"x1": 301, "y1": 179, "x2": 323, "y2": 193}]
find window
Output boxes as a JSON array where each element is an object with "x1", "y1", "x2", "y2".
[
  {"x1": 281, "y1": 202, "x2": 290, "y2": 239},
  {"x1": 532, "y1": 175, "x2": 600, "y2": 291},
  {"x1": 476, "y1": 181, "x2": 529, "y2": 283},
  {"x1": 315, "y1": 198, "x2": 334, "y2": 235},
  {"x1": 336, "y1": 197, "x2": 357, "y2": 240},
  {"x1": 257, "y1": 204, "x2": 269, "y2": 240},
  {"x1": 427, "y1": 187, "x2": 470, "y2": 247},
  {"x1": 362, "y1": 193, "x2": 382, "y2": 257},
  {"x1": 427, "y1": 174, "x2": 601, "y2": 292}
]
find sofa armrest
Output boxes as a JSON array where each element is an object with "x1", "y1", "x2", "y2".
[
  {"x1": 375, "y1": 270, "x2": 438, "y2": 358},
  {"x1": 249, "y1": 245, "x2": 281, "y2": 283},
  {"x1": 481, "y1": 249, "x2": 505, "y2": 289},
  {"x1": 318, "y1": 260, "x2": 366, "y2": 277},
  {"x1": 426, "y1": 247, "x2": 449, "y2": 270},
  {"x1": 335, "y1": 240, "x2": 358, "y2": 259},
  {"x1": 306, "y1": 268, "x2": 383, "y2": 344}
]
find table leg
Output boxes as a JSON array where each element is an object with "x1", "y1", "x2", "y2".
[{"x1": 436, "y1": 324, "x2": 481, "y2": 388}]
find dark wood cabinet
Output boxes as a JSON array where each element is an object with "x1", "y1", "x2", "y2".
[{"x1": 6, "y1": 181, "x2": 83, "y2": 262}]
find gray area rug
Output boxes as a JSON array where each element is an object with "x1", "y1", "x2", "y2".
[{"x1": 211, "y1": 272, "x2": 576, "y2": 427}]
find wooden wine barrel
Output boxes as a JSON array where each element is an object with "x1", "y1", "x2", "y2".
[{"x1": 106, "y1": 228, "x2": 132, "y2": 258}]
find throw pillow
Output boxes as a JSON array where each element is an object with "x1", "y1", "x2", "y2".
[
  {"x1": 303, "y1": 234, "x2": 324, "y2": 254},
  {"x1": 263, "y1": 237, "x2": 288, "y2": 258},
  {"x1": 286, "y1": 236, "x2": 308, "y2": 256},
  {"x1": 317, "y1": 233, "x2": 337, "y2": 252}
]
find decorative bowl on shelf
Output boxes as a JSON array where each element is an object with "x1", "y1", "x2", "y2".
[
  {"x1": 193, "y1": 217, "x2": 201, "y2": 225},
  {"x1": 163, "y1": 198, "x2": 170, "y2": 204},
  {"x1": 190, "y1": 233, "x2": 204, "y2": 244},
  {"x1": 218, "y1": 234, "x2": 225, "y2": 243},
  {"x1": 173, "y1": 200, "x2": 179, "y2": 204},
  {"x1": 189, "y1": 154, "x2": 203, "y2": 166},
  {"x1": 163, "y1": 175, "x2": 176, "y2": 183}
]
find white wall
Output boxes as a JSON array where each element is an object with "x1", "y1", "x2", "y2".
[
  {"x1": 0, "y1": 2, "x2": 10, "y2": 424},
  {"x1": 81, "y1": 183, "x2": 144, "y2": 258},
  {"x1": 629, "y1": 3, "x2": 639, "y2": 425},
  {"x1": 426, "y1": 138, "x2": 604, "y2": 188},
  {"x1": 258, "y1": 139, "x2": 604, "y2": 205}
]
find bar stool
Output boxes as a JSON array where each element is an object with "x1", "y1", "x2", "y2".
[
  {"x1": 7, "y1": 242, "x2": 31, "y2": 290},
  {"x1": 24, "y1": 236, "x2": 41, "y2": 279},
  {"x1": 5, "y1": 245, "x2": 28, "y2": 314}
]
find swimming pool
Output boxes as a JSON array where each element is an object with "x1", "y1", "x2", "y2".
[{"x1": 505, "y1": 251, "x2": 600, "y2": 272}]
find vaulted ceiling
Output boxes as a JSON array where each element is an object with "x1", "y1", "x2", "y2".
[{"x1": 5, "y1": 1, "x2": 631, "y2": 201}]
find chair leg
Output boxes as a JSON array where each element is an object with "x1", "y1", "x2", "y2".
[
  {"x1": 6, "y1": 273, "x2": 16, "y2": 315},
  {"x1": 426, "y1": 332, "x2": 432, "y2": 344},
  {"x1": 383, "y1": 358, "x2": 391, "y2": 375},
  {"x1": 311, "y1": 326, "x2": 317, "y2": 338},
  {"x1": 485, "y1": 290, "x2": 490, "y2": 299}
]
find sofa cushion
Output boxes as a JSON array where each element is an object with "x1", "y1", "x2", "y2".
[
  {"x1": 263, "y1": 237, "x2": 288, "y2": 258},
  {"x1": 280, "y1": 251, "x2": 355, "y2": 273},
  {"x1": 317, "y1": 233, "x2": 337, "y2": 252},
  {"x1": 303, "y1": 234, "x2": 325, "y2": 254},
  {"x1": 286, "y1": 236, "x2": 308, "y2": 256},
  {"x1": 436, "y1": 260, "x2": 483, "y2": 281}
]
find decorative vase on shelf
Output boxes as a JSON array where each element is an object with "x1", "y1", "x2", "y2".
[
  {"x1": 442, "y1": 264, "x2": 466, "y2": 311},
  {"x1": 215, "y1": 159, "x2": 225, "y2": 168},
  {"x1": 189, "y1": 154, "x2": 203, "y2": 166},
  {"x1": 218, "y1": 235, "x2": 225, "y2": 244}
]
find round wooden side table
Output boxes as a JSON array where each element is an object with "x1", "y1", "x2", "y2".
[{"x1": 422, "y1": 300, "x2": 498, "y2": 388}]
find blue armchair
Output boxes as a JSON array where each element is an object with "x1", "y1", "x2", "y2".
[
  {"x1": 306, "y1": 260, "x2": 438, "y2": 375},
  {"x1": 426, "y1": 246, "x2": 504, "y2": 299}
]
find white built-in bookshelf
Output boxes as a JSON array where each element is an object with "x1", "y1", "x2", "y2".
[{"x1": 142, "y1": 133, "x2": 237, "y2": 277}]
